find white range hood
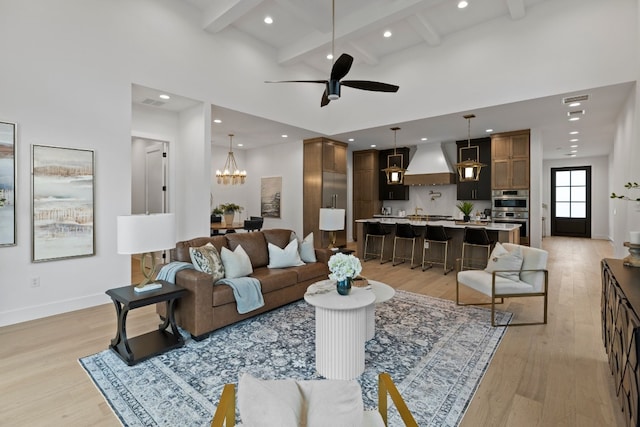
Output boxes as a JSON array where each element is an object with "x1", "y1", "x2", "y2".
[{"x1": 403, "y1": 143, "x2": 456, "y2": 186}]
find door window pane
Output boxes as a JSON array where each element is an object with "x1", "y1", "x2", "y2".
[
  {"x1": 571, "y1": 170, "x2": 586, "y2": 186},
  {"x1": 571, "y1": 202, "x2": 586, "y2": 218},
  {"x1": 571, "y1": 187, "x2": 586, "y2": 202},
  {"x1": 556, "y1": 187, "x2": 570, "y2": 202},
  {"x1": 556, "y1": 171, "x2": 571, "y2": 186},
  {"x1": 556, "y1": 202, "x2": 570, "y2": 217}
]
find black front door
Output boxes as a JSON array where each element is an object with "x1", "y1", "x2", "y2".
[{"x1": 551, "y1": 166, "x2": 591, "y2": 238}]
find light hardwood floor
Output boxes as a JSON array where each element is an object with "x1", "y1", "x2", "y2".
[{"x1": 0, "y1": 237, "x2": 625, "y2": 426}]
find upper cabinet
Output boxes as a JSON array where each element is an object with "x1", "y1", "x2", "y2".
[
  {"x1": 456, "y1": 137, "x2": 492, "y2": 200},
  {"x1": 378, "y1": 147, "x2": 410, "y2": 200},
  {"x1": 491, "y1": 130, "x2": 530, "y2": 190},
  {"x1": 322, "y1": 140, "x2": 347, "y2": 174}
]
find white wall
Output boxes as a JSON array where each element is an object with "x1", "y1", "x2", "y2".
[
  {"x1": 542, "y1": 156, "x2": 610, "y2": 240},
  {"x1": 0, "y1": 0, "x2": 637, "y2": 325}
]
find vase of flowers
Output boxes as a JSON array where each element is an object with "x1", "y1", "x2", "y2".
[
  {"x1": 218, "y1": 203, "x2": 243, "y2": 226},
  {"x1": 328, "y1": 253, "x2": 362, "y2": 296}
]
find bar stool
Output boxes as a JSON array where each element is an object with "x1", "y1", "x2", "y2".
[
  {"x1": 392, "y1": 223, "x2": 420, "y2": 268},
  {"x1": 363, "y1": 222, "x2": 390, "y2": 263},
  {"x1": 461, "y1": 227, "x2": 493, "y2": 270},
  {"x1": 422, "y1": 224, "x2": 453, "y2": 274}
]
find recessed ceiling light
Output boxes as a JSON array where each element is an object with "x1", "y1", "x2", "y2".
[
  {"x1": 348, "y1": 138, "x2": 354, "y2": 142},
  {"x1": 213, "y1": 119, "x2": 222, "y2": 124},
  {"x1": 327, "y1": 53, "x2": 333, "y2": 60},
  {"x1": 159, "y1": 94, "x2": 170, "y2": 100},
  {"x1": 281, "y1": 134, "x2": 288, "y2": 138},
  {"x1": 569, "y1": 154, "x2": 577, "y2": 157},
  {"x1": 570, "y1": 150, "x2": 577, "y2": 153},
  {"x1": 370, "y1": 144, "x2": 376, "y2": 148},
  {"x1": 383, "y1": 30, "x2": 392, "y2": 38},
  {"x1": 237, "y1": 143, "x2": 244, "y2": 147},
  {"x1": 570, "y1": 131, "x2": 579, "y2": 135},
  {"x1": 569, "y1": 117, "x2": 580, "y2": 121},
  {"x1": 458, "y1": 1, "x2": 468, "y2": 9},
  {"x1": 485, "y1": 128, "x2": 493, "y2": 133},
  {"x1": 570, "y1": 145, "x2": 579, "y2": 148},
  {"x1": 421, "y1": 137, "x2": 428, "y2": 141},
  {"x1": 570, "y1": 138, "x2": 579, "y2": 142},
  {"x1": 264, "y1": 16, "x2": 273, "y2": 24},
  {"x1": 569, "y1": 102, "x2": 581, "y2": 107}
]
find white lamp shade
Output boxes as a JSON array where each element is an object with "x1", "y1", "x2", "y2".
[
  {"x1": 319, "y1": 208, "x2": 345, "y2": 231},
  {"x1": 117, "y1": 213, "x2": 176, "y2": 254}
]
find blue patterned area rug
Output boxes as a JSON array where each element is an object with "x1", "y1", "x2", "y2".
[{"x1": 80, "y1": 291, "x2": 511, "y2": 426}]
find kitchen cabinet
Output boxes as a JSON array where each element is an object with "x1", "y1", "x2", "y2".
[
  {"x1": 379, "y1": 147, "x2": 410, "y2": 201},
  {"x1": 491, "y1": 130, "x2": 530, "y2": 190},
  {"x1": 601, "y1": 258, "x2": 640, "y2": 427},
  {"x1": 456, "y1": 137, "x2": 491, "y2": 200},
  {"x1": 303, "y1": 137, "x2": 348, "y2": 248},
  {"x1": 352, "y1": 149, "x2": 381, "y2": 241}
]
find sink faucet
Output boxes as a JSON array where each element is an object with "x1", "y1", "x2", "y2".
[{"x1": 414, "y1": 207, "x2": 423, "y2": 216}]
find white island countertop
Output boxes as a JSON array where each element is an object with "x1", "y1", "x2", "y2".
[{"x1": 355, "y1": 218, "x2": 521, "y2": 231}]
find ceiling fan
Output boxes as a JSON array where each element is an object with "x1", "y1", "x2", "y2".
[{"x1": 265, "y1": 0, "x2": 399, "y2": 107}]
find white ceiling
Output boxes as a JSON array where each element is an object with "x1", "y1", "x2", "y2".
[{"x1": 132, "y1": 0, "x2": 634, "y2": 160}]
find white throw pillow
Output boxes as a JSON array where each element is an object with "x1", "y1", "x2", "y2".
[
  {"x1": 189, "y1": 243, "x2": 225, "y2": 281},
  {"x1": 238, "y1": 373, "x2": 302, "y2": 427},
  {"x1": 484, "y1": 242, "x2": 523, "y2": 281},
  {"x1": 267, "y1": 239, "x2": 305, "y2": 268},
  {"x1": 220, "y1": 245, "x2": 253, "y2": 279},
  {"x1": 297, "y1": 379, "x2": 364, "y2": 427},
  {"x1": 299, "y1": 232, "x2": 317, "y2": 263}
]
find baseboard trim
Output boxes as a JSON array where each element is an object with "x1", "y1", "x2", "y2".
[{"x1": 0, "y1": 293, "x2": 110, "y2": 327}]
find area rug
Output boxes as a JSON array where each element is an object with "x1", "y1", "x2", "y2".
[{"x1": 80, "y1": 291, "x2": 511, "y2": 426}]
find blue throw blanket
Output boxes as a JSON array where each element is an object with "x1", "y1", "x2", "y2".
[
  {"x1": 215, "y1": 277, "x2": 264, "y2": 314},
  {"x1": 156, "y1": 262, "x2": 195, "y2": 283}
]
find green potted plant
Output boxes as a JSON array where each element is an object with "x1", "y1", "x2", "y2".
[
  {"x1": 456, "y1": 201, "x2": 474, "y2": 222},
  {"x1": 211, "y1": 206, "x2": 223, "y2": 223},
  {"x1": 219, "y1": 203, "x2": 243, "y2": 226}
]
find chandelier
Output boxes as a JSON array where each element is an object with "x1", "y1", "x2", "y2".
[
  {"x1": 216, "y1": 134, "x2": 246, "y2": 185},
  {"x1": 381, "y1": 127, "x2": 407, "y2": 185},
  {"x1": 455, "y1": 114, "x2": 486, "y2": 182}
]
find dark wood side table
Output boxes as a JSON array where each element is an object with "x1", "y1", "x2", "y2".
[{"x1": 106, "y1": 281, "x2": 187, "y2": 366}]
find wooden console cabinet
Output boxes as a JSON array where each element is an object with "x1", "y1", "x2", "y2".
[{"x1": 601, "y1": 258, "x2": 640, "y2": 426}]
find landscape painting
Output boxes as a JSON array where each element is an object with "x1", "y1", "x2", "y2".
[
  {"x1": 261, "y1": 176, "x2": 281, "y2": 218},
  {"x1": 0, "y1": 121, "x2": 16, "y2": 246},
  {"x1": 32, "y1": 145, "x2": 94, "y2": 262}
]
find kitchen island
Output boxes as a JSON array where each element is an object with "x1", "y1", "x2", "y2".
[{"x1": 355, "y1": 218, "x2": 521, "y2": 266}]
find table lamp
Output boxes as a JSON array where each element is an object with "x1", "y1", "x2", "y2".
[
  {"x1": 319, "y1": 208, "x2": 345, "y2": 249},
  {"x1": 117, "y1": 213, "x2": 176, "y2": 293}
]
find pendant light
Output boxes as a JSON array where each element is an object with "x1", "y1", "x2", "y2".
[
  {"x1": 455, "y1": 114, "x2": 486, "y2": 182},
  {"x1": 215, "y1": 134, "x2": 247, "y2": 185},
  {"x1": 382, "y1": 127, "x2": 407, "y2": 185}
]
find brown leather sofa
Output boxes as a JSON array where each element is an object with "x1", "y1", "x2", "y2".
[{"x1": 157, "y1": 229, "x2": 331, "y2": 340}]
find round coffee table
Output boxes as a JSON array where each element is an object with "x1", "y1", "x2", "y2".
[
  {"x1": 304, "y1": 280, "x2": 375, "y2": 380},
  {"x1": 365, "y1": 280, "x2": 395, "y2": 340}
]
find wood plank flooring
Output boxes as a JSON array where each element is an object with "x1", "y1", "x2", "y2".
[{"x1": 0, "y1": 237, "x2": 625, "y2": 426}]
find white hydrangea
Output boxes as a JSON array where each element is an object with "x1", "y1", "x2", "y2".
[{"x1": 328, "y1": 253, "x2": 362, "y2": 282}]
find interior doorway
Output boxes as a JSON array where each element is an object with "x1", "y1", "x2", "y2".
[{"x1": 550, "y1": 166, "x2": 591, "y2": 238}]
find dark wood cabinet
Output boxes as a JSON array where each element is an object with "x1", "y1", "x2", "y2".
[
  {"x1": 378, "y1": 147, "x2": 410, "y2": 201},
  {"x1": 456, "y1": 137, "x2": 491, "y2": 201},
  {"x1": 602, "y1": 258, "x2": 640, "y2": 427}
]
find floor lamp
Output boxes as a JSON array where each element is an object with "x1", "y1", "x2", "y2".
[
  {"x1": 319, "y1": 208, "x2": 345, "y2": 249},
  {"x1": 117, "y1": 213, "x2": 176, "y2": 293}
]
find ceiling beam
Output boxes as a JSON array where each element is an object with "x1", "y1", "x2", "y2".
[
  {"x1": 506, "y1": 0, "x2": 526, "y2": 20},
  {"x1": 273, "y1": 0, "x2": 332, "y2": 33},
  {"x1": 202, "y1": 0, "x2": 263, "y2": 33},
  {"x1": 407, "y1": 12, "x2": 441, "y2": 46},
  {"x1": 276, "y1": 0, "x2": 447, "y2": 66},
  {"x1": 347, "y1": 41, "x2": 379, "y2": 65}
]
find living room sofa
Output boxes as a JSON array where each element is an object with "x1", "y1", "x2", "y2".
[{"x1": 157, "y1": 228, "x2": 331, "y2": 340}]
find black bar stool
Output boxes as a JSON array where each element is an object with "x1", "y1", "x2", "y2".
[
  {"x1": 392, "y1": 223, "x2": 420, "y2": 268},
  {"x1": 461, "y1": 227, "x2": 493, "y2": 270},
  {"x1": 363, "y1": 222, "x2": 390, "y2": 263},
  {"x1": 422, "y1": 224, "x2": 453, "y2": 274}
]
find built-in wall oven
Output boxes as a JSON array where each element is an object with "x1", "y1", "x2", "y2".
[{"x1": 492, "y1": 190, "x2": 529, "y2": 244}]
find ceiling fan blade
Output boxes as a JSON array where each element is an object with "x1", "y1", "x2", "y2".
[
  {"x1": 330, "y1": 54, "x2": 353, "y2": 81},
  {"x1": 321, "y1": 89, "x2": 330, "y2": 107},
  {"x1": 264, "y1": 80, "x2": 328, "y2": 84},
  {"x1": 341, "y1": 80, "x2": 399, "y2": 92}
]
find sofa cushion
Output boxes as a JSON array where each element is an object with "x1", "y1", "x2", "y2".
[
  {"x1": 220, "y1": 245, "x2": 253, "y2": 279},
  {"x1": 250, "y1": 268, "x2": 298, "y2": 294},
  {"x1": 262, "y1": 229, "x2": 294, "y2": 249},
  {"x1": 267, "y1": 240, "x2": 304, "y2": 268},
  {"x1": 189, "y1": 243, "x2": 225, "y2": 281},
  {"x1": 226, "y1": 232, "x2": 269, "y2": 268},
  {"x1": 287, "y1": 262, "x2": 328, "y2": 283}
]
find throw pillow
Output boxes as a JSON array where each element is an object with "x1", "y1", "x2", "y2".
[
  {"x1": 220, "y1": 244, "x2": 253, "y2": 279},
  {"x1": 297, "y1": 379, "x2": 364, "y2": 427},
  {"x1": 238, "y1": 373, "x2": 302, "y2": 427},
  {"x1": 267, "y1": 239, "x2": 305, "y2": 268},
  {"x1": 189, "y1": 243, "x2": 225, "y2": 281},
  {"x1": 299, "y1": 232, "x2": 317, "y2": 263},
  {"x1": 484, "y1": 242, "x2": 524, "y2": 281}
]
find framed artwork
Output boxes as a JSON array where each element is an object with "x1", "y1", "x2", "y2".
[
  {"x1": 0, "y1": 121, "x2": 17, "y2": 246},
  {"x1": 261, "y1": 176, "x2": 281, "y2": 218},
  {"x1": 32, "y1": 145, "x2": 95, "y2": 262}
]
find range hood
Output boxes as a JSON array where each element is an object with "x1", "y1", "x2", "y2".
[{"x1": 403, "y1": 143, "x2": 456, "y2": 186}]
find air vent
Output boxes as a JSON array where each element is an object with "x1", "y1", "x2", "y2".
[
  {"x1": 141, "y1": 98, "x2": 166, "y2": 107},
  {"x1": 562, "y1": 94, "x2": 589, "y2": 104},
  {"x1": 567, "y1": 110, "x2": 585, "y2": 117}
]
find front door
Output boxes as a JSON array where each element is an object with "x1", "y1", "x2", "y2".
[{"x1": 551, "y1": 166, "x2": 591, "y2": 237}]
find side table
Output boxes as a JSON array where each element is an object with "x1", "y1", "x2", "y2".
[
  {"x1": 365, "y1": 280, "x2": 395, "y2": 340},
  {"x1": 106, "y1": 281, "x2": 187, "y2": 366},
  {"x1": 304, "y1": 280, "x2": 375, "y2": 380}
]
